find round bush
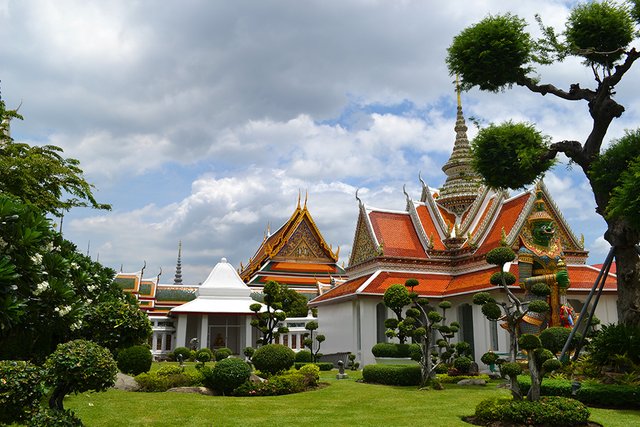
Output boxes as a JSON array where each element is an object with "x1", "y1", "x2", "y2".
[
  {"x1": 252, "y1": 344, "x2": 295, "y2": 375},
  {"x1": 518, "y1": 334, "x2": 541, "y2": 351},
  {"x1": 196, "y1": 348, "x2": 213, "y2": 363},
  {"x1": 172, "y1": 347, "x2": 191, "y2": 361},
  {"x1": 0, "y1": 361, "x2": 43, "y2": 424},
  {"x1": 295, "y1": 350, "x2": 313, "y2": 363},
  {"x1": 481, "y1": 351, "x2": 499, "y2": 366},
  {"x1": 117, "y1": 345, "x2": 152, "y2": 376},
  {"x1": 501, "y1": 362, "x2": 522, "y2": 378},
  {"x1": 486, "y1": 246, "x2": 516, "y2": 266},
  {"x1": 215, "y1": 347, "x2": 232, "y2": 361},
  {"x1": 453, "y1": 356, "x2": 473, "y2": 374},
  {"x1": 371, "y1": 343, "x2": 398, "y2": 357},
  {"x1": 539, "y1": 327, "x2": 580, "y2": 354},
  {"x1": 490, "y1": 271, "x2": 516, "y2": 286},
  {"x1": 205, "y1": 357, "x2": 251, "y2": 394},
  {"x1": 243, "y1": 347, "x2": 255, "y2": 358},
  {"x1": 482, "y1": 302, "x2": 502, "y2": 321},
  {"x1": 298, "y1": 364, "x2": 320, "y2": 386}
]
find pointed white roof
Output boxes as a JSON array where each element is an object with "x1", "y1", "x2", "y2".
[{"x1": 171, "y1": 257, "x2": 263, "y2": 314}]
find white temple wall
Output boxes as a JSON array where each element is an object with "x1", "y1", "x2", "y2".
[{"x1": 315, "y1": 301, "x2": 355, "y2": 360}]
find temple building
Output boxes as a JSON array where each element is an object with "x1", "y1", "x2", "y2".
[
  {"x1": 239, "y1": 194, "x2": 346, "y2": 299},
  {"x1": 310, "y1": 93, "x2": 618, "y2": 366}
]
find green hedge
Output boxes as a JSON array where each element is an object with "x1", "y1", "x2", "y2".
[
  {"x1": 475, "y1": 396, "x2": 590, "y2": 426},
  {"x1": 294, "y1": 362, "x2": 333, "y2": 371},
  {"x1": 436, "y1": 373, "x2": 490, "y2": 384},
  {"x1": 518, "y1": 376, "x2": 640, "y2": 408},
  {"x1": 371, "y1": 343, "x2": 420, "y2": 358},
  {"x1": 362, "y1": 364, "x2": 421, "y2": 386}
]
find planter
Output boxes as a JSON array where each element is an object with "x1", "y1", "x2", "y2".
[{"x1": 374, "y1": 357, "x2": 418, "y2": 365}]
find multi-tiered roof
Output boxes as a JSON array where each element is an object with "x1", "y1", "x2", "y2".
[
  {"x1": 239, "y1": 194, "x2": 346, "y2": 298},
  {"x1": 312, "y1": 94, "x2": 616, "y2": 306}
]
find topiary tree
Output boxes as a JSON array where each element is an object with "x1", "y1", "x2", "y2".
[
  {"x1": 251, "y1": 344, "x2": 295, "y2": 376},
  {"x1": 249, "y1": 280, "x2": 289, "y2": 345},
  {"x1": 172, "y1": 346, "x2": 191, "y2": 363},
  {"x1": 303, "y1": 320, "x2": 325, "y2": 362},
  {"x1": 117, "y1": 345, "x2": 152, "y2": 376},
  {"x1": 539, "y1": 326, "x2": 582, "y2": 355},
  {"x1": 519, "y1": 334, "x2": 562, "y2": 401},
  {"x1": 214, "y1": 347, "x2": 232, "y2": 361},
  {"x1": 383, "y1": 284, "x2": 412, "y2": 343},
  {"x1": 196, "y1": 348, "x2": 213, "y2": 364},
  {"x1": 473, "y1": 246, "x2": 550, "y2": 363},
  {"x1": 205, "y1": 357, "x2": 251, "y2": 395},
  {"x1": 447, "y1": 2, "x2": 640, "y2": 328},
  {"x1": 44, "y1": 339, "x2": 117, "y2": 410}
]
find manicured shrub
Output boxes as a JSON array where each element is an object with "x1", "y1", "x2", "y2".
[
  {"x1": 453, "y1": 356, "x2": 472, "y2": 373},
  {"x1": 196, "y1": 348, "x2": 213, "y2": 363},
  {"x1": 540, "y1": 327, "x2": 579, "y2": 354},
  {"x1": 362, "y1": 364, "x2": 421, "y2": 386},
  {"x1": 243, "y1": 347, "x2": 255, "y2": 359},
  {"x1": 475, "y1": 396, "x2": 590, "y2": 426},
  {"x1": 134, "y1": 370, "x2": 200, "y2": 392},
  {"x1": 295, "y1": 350, "x2": 313, "y2": 363},
  {"x1": 172, "y1": 347, "x2": 191, "y2": 362},
  {"x1": 252, "y1": 344, "x2": 295, "y2": 375},
  {"x1": 437, "y1": 373, "x2": 490, "y2": 383},
  {"x1": 156, "y1": 365, "x2": 184, "y2": 376},
  {"x1": 233, "y1": 369, "x2": 313, "y2": 396},
  {"x1": 27, "y1": 408, "x2": 84, "y2": 427},
  {"x1": 0, "y1": 361, "x2": 44, "y2": 424},
  {"x1": 298, "y1": 364, "x2": 320, "y2": 386},
  {"x1": 480, "y1": 351, "x2": 499, "y2": 366},
  {"x1": 371, "y1": 342, "x2": 398, "y2": 357},
  {"x1": 205, "y1": 357, "x2": 252, "y2": 394},
  {"x1": 117, "y1": 345, "x2": 152, "y2": 376},
  {"x1": 45, "y1": 340, "x2": 117, "y2": 410},
  {"x1": 215, "y1": 347, "x2": 232, "y2": 360}
]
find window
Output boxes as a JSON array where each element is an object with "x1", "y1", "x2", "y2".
[
  {"x1": 292, "y1": 335, "x2": 297, "y2": 349},
  {"x1": 166, "y1": 334, "x2": 172, "y2": 351},
  {"x1": 489, "y1": 320, "x2": 499, "y2": 351},
  {"x1": 376, "y1": 303, "x2": 387, "y2": 343}
]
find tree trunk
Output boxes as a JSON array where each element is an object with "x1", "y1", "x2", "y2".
[
  {"x1": 528, "y1": 353, "x2": 540, "y2": 401},
  {"x1": 49, "y1": 383, "x2": 69, "y2": 410},
  {"x1": 605, "y1": 217, "x2": 640, "y2": 328}
]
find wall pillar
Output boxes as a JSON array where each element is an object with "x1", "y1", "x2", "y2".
[
  {"x1": 200, "y1": 315, "x2": 209, "y2": 349},
  {"x1": 176, "y1": 314, "x2": 187, "y2": 348}
]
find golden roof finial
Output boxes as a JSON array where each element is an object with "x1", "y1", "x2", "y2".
[
  {"x1": 304, "y1": 190, "x2": 308, "y2": 208},
  {"x1": 297, "y1": 190, "x2": 301, "y2": 209}
]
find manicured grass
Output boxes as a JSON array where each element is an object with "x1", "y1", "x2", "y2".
[{"x1": 65, "y1": 369, "x2": 640, "y2": 426}]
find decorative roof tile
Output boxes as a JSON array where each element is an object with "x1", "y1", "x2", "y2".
[{"x1": 368, "y1": 211, "x2": 427, "y2": 258}]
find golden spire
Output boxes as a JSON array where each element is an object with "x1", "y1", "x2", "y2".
[
  {"x1": 304, "y1": 190, "x2": 308, "y2": 208},
  {"x1": 297, "y1": 190, "x2": 301, "y2": 209}
]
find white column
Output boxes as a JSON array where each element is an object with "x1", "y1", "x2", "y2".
[
  {"x1": 244, "y1": 316, "x2": 253, "y2": 349},
  {"x1": 200, "y1": 314, "x2": 209, "y2": 349},
  {"x1": 161, "y1": 333, "x2": 167, "y2": 351},
  {"x1": 152, "y1": 333, "x2": 158, "y2": 351},
  {"x1": 176, "y1": 314, "x2": 187, "y2": 348}
]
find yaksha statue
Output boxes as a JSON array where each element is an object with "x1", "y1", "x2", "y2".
[{"x1": 518, "y1": 189, "x2": 575, "y2": 334}]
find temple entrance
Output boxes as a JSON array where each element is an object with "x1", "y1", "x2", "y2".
[{"x1": 208, "y1": 315, "x2": 241, "y2": 354}]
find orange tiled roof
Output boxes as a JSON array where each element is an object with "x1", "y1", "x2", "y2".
[
  {"x1": 477, "y1": 193, "x2": 529, "y2": 254},
  {"x1": 470, "y1": 198, "x2": 495, "y2": 238},
  {"x1": 566, "y1": 265, "x2": 617, "y2": 290},
  {"x1": 363, "y1": 271, "x2": 452, "y2": 296},
  {"x1": 311, "y1": 275, "x2": 371, "y2": 303},
  {"x1": 591, "y1": 262, "x2": 616, "y2": 274},
  {"x1": 369, "y1": 211, "x2": 427, "y2": 258},
  {"x1": 444, "y1": 268, "x2": 501, "y2": 295},
  {"x1": 415, "y1": 205, "x2": 445, "y2": 250},
  {"x1": 256, "y1": 276, "x2": 322, "y2": 286},
  {"x1": 437, "y1": 205, "x2": 456, "y2": 230}
]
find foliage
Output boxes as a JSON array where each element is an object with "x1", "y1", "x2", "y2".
[
  {"x1": 446, "y1": 14, "x2": 534, "y2": 92},
  {"x1": 116, "y1": 345, "x2": 152, "y2": 376},
  {"x1": 44, "y1": 340, "x2": 117, "y2": 410},
  {"x1": 134, "y1": 370, "x2": 203, "y2": 392},
  {"x1": 204, "y1": 357, "x2": 251, "y2": 395},
  {"x1": 298, "y1": 364, "x2": 320, "y2": 385},
  {"x1": 249, "y1": 280, "x2": 289, "y2": 345},
  {"x1": 587, "y1": 323, "x2": 640, "y2": 369},
  {"x1": 172, "y1": 347, "x2": 192, "y2": 362},
  {"x1": 472, "y1": 121, "x2": 554, "y2": 189},
  {"x1": 303, "y1": 320, "x2": 325, "y2": 362},
  {"x1": 481, "y1": 351, "x2": 500, "y2": 366},
  {"x1": 294, "y1": 362, "x2": 333, "y2": 371},
  {"x1": 81, "y1": 299, "x2": 152, "y2": 354},
  {"x1": 232, "y1": 369, "x2": 311, "y2": 396},
  {"x1": 196, "y1": 348, "x2": 213, "y2": 363},
  {"x1": 540, "y1": 326, "x2": 580, "y2": 354},
  {"x1": 436, "y1": 373, "x2": 491, "y2": 383},
  {"x1": 475, "y1": 395, "x2": 590, "y2": 426},
  {"x1": 295, "y1": 349, "x2": 313, "y2": 362},
  {"x1": 214, "y1": 347, "x2": 232, "y2": 361},
  {"x1": 362, "y1": 364, "x2": 422, "y2": 386},
  {"x1": 27, "y1": 408, "x2": 84, "y2": 427},
  {"x1": 243, "y1": 346, "x2": 255, "y2": 359},
  {"x1": 371, "y1": 342, "x2": 402, "y2": 357},
  {"x1": 280, "y1": 286, "x2": 310, "y2": 317},
  {"x1": 0, "y1": 96, "x2": 110, "y2": 216},
  {"x1": 453, "y1": 356, "x2": 473, "y2": 374},
  {"x1": 565, "y1": 1, "x2": 634, "y2": 68},
  {"x1": 252, "y1": 344, "x2": 295, "y2": 375},
  {"x1": 0, "y1": 360, "x2": 44, "y2": 424},
  {"x1": 382, "y1": 284, "x2": 412, "y2": 343}
]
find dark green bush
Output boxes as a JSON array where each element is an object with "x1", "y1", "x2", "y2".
[
  {"x1": 214, "y1": 347, "x2": 232, "y2": 360},
  {"x1": 481, "y1": 351, "x2": 499, "y2": 365},
  {"x1": 196, "y1": 348, "x2": 213, "y2": 363},
  {"x1": 27, "y1": 408, "x2": 84, "y2": 427},
  {"x1": 588, "y1": 323, "x2": 640, "y2": 367},
  {"x1": 134, "y1": 371, "x2": 197, "y2": 392},
  {"x1": 362, "y1": 364, "x2": 421, "y2": 386},
  {"x1": 243, "y1": 347, "x2": 255, "y2": 358},
  {"x1": 453, "y1": 356, "x2": 473, "y2": 373},
  {"x1": 371, "y1": 342, "x2": 397, "y2": 357},
  {"x1": 437, "y1": 374, "x2": 490, "y2": 383},
  {"x1": 295, "y1": 350, "x2": 313, "y2": 363},
  {"x1": 540, "y1": 327, "x2": 579, "y2": 354},
  {"x1": 475, "y1": 396, "x2": 590, "y2": 425},
  {"x1": 0, "y1": 361, "x2": 43, "y2": 424},
  {"x1": 233, "y1": 370, "x2": 309, "y2": 396},
  {"x1": 172, "y1": 347, "x2": 191, "y2": 361},
  {"x1": 205, "y1": 358, "x2": 251, "y2": 394},
  {"x1": 252, "y1": 344, "x2": 295, "y2": 375},
  {"x1": 117, "y1": 345, "x2": 152, "y2": 376}
]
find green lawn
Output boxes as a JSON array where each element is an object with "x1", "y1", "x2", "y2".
[{"x1": 66, "y1": 370, "x2": 640, "y2": 427}]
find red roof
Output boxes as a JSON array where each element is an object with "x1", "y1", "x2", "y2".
[
  {"x1": 369, "y1": 211, "x2": 427, "y2": 259},
  {"x1": 477, "y1": 193, "x2": 529, "y2": 254},
  {"x1": 566, "y1": 265, "x2": 617, "y2": 291},
  {"x1": 415, "y1": 205, "x2": 445, "y2": 250},
  {"x1": 312, "y1": 275, "x2": 371, "y2": 303}
]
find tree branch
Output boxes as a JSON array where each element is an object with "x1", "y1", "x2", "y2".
[
  {"x1": 542, "y1": 140, "x2": 588, "y2": 167},
  {"x1": 517, "y1": 76, "x2": 595, "y2": 102},
  {"x1": 603, "y1": 48, "x2": 640, "y2": 89}
]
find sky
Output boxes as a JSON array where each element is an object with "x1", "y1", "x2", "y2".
[{"x1": 2, "y1": 0, "x2": 639, "y2": 285}]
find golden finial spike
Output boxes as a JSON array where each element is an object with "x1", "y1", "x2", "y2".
[
  {"x1": 304, "y1": 190, "x2": 308, "y2": 208},
  {"x1": 335, "y1": 245, "x2": 340, "y2": 258},
  {"x1": 456, "y1": 74, "x2": 461, "y2": 108},
  {"x1": 297, "y1": 190, "x2": 301, "y2": 209}
]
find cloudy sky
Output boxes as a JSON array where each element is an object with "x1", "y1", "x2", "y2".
[{"x1": 2, "y1": 0, "x2": 639, "y2": 284}]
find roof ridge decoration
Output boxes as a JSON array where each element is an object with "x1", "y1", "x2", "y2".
[
  {"x1": 435, "y1": 81, "x2": 483, "y2": 217},
  {"x1": 459, "y1": 186, "x2": 491, "y2": 235},
  {"x1": 537, "y1": 181, "x2": 583, "y2": 249},
  {"x1": 406, "y1": 192, "x2": 433, "y2": 256},
  {"x1": 348, "y1": 192, "x2": 382, "y2": 267},
  {"x1": 468, "y1": 191, "x2": 508, "y2": 249},
  {"x1": 420, "y1": 179, "x2": 449, "y2": 239}
]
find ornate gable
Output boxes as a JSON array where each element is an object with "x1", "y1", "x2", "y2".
[
  {"x1": 348, "y1": 207, "x2": 380, "y2": 267},
  {"x1": 277, "y1": 218, "x2": 334, "y2": 262}
]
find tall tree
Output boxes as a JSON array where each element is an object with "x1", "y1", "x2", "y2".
[{"x1": 447, "y1": 1, "x2": 640, "y2": 327}]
